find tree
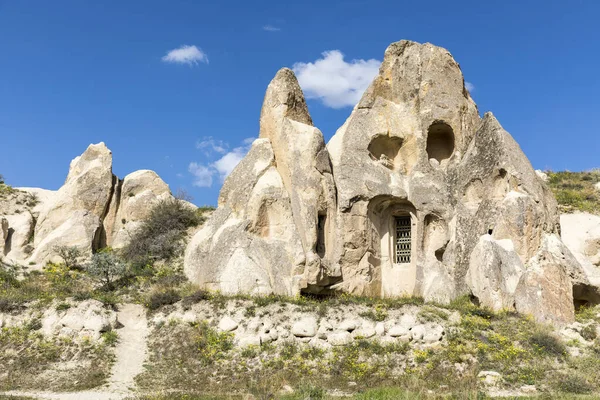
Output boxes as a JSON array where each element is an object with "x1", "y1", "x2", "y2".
[
  {"x1": 86, "y1": 251, "x2": 127, "y2": 290},
  {"x1": 53, "y1": 245, "x2": 83, "y2": 270}
]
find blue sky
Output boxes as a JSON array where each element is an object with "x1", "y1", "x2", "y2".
[{"x1": 1, "y1": 0, "x2": 598, "y2": 206}]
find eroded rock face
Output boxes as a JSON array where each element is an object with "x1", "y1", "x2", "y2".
[
  {"x1": 182, "y1": 39, "x2": 592, "y2": 324},
  {"x1": 1, "y1": 143, "x2": 175, "y2": 266},
  {"x1": 465, "y1": 235, "x2": 524, "y2": 310},
  {"x1": 560, "y1": 213, "x2": 600, "y2": 306},
  {"x1": 184, "y1": 139, "x2": 305, "y2": 295},
  {"x1": 184, "y1": 69, "x2": 337, "y2": 295}
]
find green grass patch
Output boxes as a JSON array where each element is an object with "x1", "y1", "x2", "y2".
[{"x1": 547, "y1": 170, "x2": 600, "y2": 214}]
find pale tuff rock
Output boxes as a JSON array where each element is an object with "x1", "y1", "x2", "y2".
[
  {"x1": 1, "y1": 142, "x2": 176, "y2": 266},
  {"x1": 465, "y1": 235, "x2": 524, "y2": 310},
  {"x1": 104, "y1": 170, "x2": 172, "y2": 249},
  {"x1": 535, "y1": 170, "x2": 549, "y2": 182},
  {"x1": 291, "y1": 317, "x2": 318, "y2": 338},
  {"x1": 218, "y1": 316, "x2": 239, "y2": 332},
  {"x1": 39, "y1": 300, "x2": 118, "y2": 340},
  {"x1": 183, "y1": 39, "x2": 593, "y2": 324},
  {"x1": 561, "y1": 213, "x2": 600, "y2": 280},
  {"x1": 184, "y1": 71, "x2": 337, "y2": 294},
  {"x1": 33, "y1": 143, "x2": 114, "y2": 264}
]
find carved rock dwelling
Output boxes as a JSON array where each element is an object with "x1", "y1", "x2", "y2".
[{"x1": 184, "y1": 40, "x2": 599, "y2": 325}]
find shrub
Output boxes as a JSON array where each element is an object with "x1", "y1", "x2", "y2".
[
  {"x1": 580, "y1": 324, "x2": 598, "y2": 341},
  {"x1": 146, "y1": 289, "x2": 181, "y2": 310},
  {"x1": 554, "y1": 374, "x2": 594, "y2": 394},
  {"x1": 53, "y1": 245, "x2": 84, "y2": 270},
  {"x1": 194, "y1": 321, "x2": 234, "y2": 364},
  {"x1": 86, "y1": 250, "x2": 127, "y2": 290},
  {"x1": 529, "y1": 330, "x2": 566, "y2": 357},
  {"x1": 101, "y1": 331, "x2": 119, "y2": 346},
  {"x1": 121, "y1": 198, "x2": 203, "y2": 267},
  {"x1": 181, "y1": 289, "x2": 211, "y2": 309}
]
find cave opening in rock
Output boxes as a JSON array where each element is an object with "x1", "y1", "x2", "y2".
[
  {"x1": 368, "y1": 135, "x2": 403, "y2": 170},
  {"x1": 4, "y1": 228, "x2": 14, "y2": 256},
  {"x1": 426, "y1": 122, "x2": 455, "y2": 165},
  {"x1": 573, "y1": 283, "x2": 600, "y2": 310},
  {"x1": 316, "y1": 213, "x2": 327, "y2": 258}
]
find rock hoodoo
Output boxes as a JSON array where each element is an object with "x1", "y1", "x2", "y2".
[
  {"x1": 0, "y1": 142, "x2": 175, "y2": 266},
  {"x1": 184, "y1": 40, "x2": 598, "y2": 324}
]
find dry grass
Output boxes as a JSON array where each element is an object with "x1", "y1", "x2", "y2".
[{"x1": 0, "y1": 326, "x2": 114, "y2": 391}]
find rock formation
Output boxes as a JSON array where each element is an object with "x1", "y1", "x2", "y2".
[
  {"x1": 184, "y1": 40, "x2": 598, "y2": 324},
  {"x1": 0, "y1": 142, "x2": 175, "y2": 266}
]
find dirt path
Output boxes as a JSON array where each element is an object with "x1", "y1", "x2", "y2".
[{"x1": 4, "y1": 304, "x2": 149, "y2": 400}]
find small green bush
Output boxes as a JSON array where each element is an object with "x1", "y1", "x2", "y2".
[
  {"x1": 121, "y1": 198, "x2": 204, "y2": 267},
  {"x1": 85, "y1": 250, "x2": 127, "y2": 290},
  {"x1": 53, "y1": 245, "x2": 84, "y2": 270},
  {"x1": 529, "y1": 330, "x2": 566, "y2": 357},
  {"x1": 554, "y1": 374, "x2": 594, "y2": 394},
  {"x1": 101, "y1": 331, "x2": 119, "y2": 346}
]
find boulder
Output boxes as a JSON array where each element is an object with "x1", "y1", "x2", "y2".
[
  {"x1": 41, "y1": 299, "x2": 118, "y2": 340},
  {"x1": 337, "y1": 318, "x2": 361, "y2": 332},
  {"x1": 478, "y1": 371, "x2": 502, "y2": 387},
  {"x1": 388, "y1": 325, "x2": 410, "y2": 338},
  {"x1": 218, "y1": 316, "x2": 239, "y2": 332},
  {"x1": 465, "y1": 235, "x2": 524, "y2": 310},
  {"x1": 328, "y1": 331, "x2": 353, "y2": 346},
  {"x1": 515, "y1": 263, "x2": 574, "y2": 326},
  {"x1": 291, "y1": 317, "x2": 318, "y2": 338},
  {"x1": 561, "y1": 213, "x2": 600, "y2": 294}
]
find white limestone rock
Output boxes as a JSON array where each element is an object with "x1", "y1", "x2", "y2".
[
  {"x1": 328, "y1": 331, "x2": 353, "y2": 346},
  {"x1": 218, "y1": 316, "x2": 239, "y2": 332},
  {"x1": 32, "y1": 143, "x2": 114, "y2": 265},
  {"x1": 41, "y1": 299, "x2": 118, "y2": 340},
  {"x1": 465, "y1": 235, "x2": 524, "y2": 310},
  {"x1": 291, "y1": 317, "x2": 318, "y2": 338}
]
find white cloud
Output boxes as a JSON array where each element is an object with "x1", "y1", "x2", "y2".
[
  {"x1": 188, "y1": 137, "x2": 255, "y2": 187},
  {"x1": 162, "y1": 45, "x2": 208, "y2": 66},
  {"x1": 263, "y1": 25, "x2": 281, "y2": 32},
  {"x1": 188, "y1": 163, "x2": 214, "y2": 187},
  {"x1": 292, "y1": 50, "x2": 380, "y2": 109},
  {"x1": 196, "y1": 136, "x2": 228, "y2": 154},
  {"x1": 213, "y1": 146, "x2": 247, "y2": 179},
  {"x1": 465, "y1": 81, "x2": 475, "y2": 92}
]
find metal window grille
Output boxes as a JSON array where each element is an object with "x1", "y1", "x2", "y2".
[{"x1": 395, "y1": 216, "x2": 411, "y2": 263}]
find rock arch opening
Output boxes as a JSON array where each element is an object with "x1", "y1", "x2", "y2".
[{"x1": 426, "y1": 122, "x2": 455, "y2": 165}]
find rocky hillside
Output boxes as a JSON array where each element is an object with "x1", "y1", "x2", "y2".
[{"x1": 546, "y1": 170, "x2": 600, "y2": 214}]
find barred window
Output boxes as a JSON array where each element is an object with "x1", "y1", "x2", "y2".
[{"x1": 395, "y1": 216, "x2": 411, "y2": 263}]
